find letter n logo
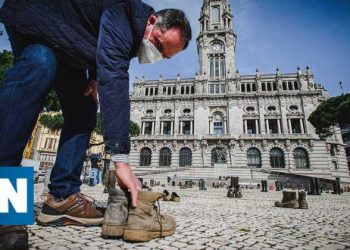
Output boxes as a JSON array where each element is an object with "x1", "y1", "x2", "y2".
[{"x1": 0, "y1": 167, "x2": 34, "y2": 225}]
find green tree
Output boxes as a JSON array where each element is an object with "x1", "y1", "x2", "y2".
[
  {"x1": 39, "y1": 113, "x2": 64, "y2": 131},
  {"x1": 129, "y1": 120, "x2": 140, "y2": 137},
  {"x1": 308, "y1": 93, "x2": 350, "y2": 139},
  {"x1": 0, "y1": 50, "x2": 13, "y2": 85}
]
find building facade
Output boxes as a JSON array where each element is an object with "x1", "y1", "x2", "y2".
[{"x1": 129, "y1": 0, "x2": 349, "y2": 182}]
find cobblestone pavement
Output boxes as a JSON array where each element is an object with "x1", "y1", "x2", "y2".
[{"x1": 30, "y1": 183, "x2": 350, "y2": 250}]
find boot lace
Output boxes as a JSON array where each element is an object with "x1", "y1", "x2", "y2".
[{"x1": 155, "y1": 200, "x2": 163, "y2": 238}]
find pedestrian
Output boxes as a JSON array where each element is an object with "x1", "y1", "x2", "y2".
[{"x1": 0, "y1": 0, "x2": 191, "y2": 248}]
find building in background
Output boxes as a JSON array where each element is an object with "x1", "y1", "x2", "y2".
[
  {"x1": 129, "y1": 0, "x2": 349, "y2": 182},
  {"x1": 341, "y1": 124, "x2": 350, "y2": 170}
]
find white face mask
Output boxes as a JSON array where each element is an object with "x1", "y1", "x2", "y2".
[{"x1": 137, "y1": 23, "x2": 163, "y2": 64}]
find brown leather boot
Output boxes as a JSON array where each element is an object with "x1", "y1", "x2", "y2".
[
  {"x1": 101, "y1": 187, "x2": 128, "y2": 238},
  {"x1": 123, "y1": 191, "x2": 176, "y2": 242},
  {"x1": 298, "y1": 191, "x2": 308, "y2": 209},
  {"x1": 275, "y1": 191, "x2": 299, "y2": 208},
  {"x1": 0, "y1": 226, "x2": 28, "y2": 250},
  {"x1": 37, "y1": 193, "x2": 104, "y2": 226}
]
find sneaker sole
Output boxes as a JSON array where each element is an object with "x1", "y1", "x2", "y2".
[
  {"x1": 37, "y1": 212, "x2": 103, "y2": 226},
  {"x1": 101, "y1": 224, "x2": 124, "y2": 238},
  {"x1": 123, "y1": 228, "x2": 176, "y2": 242}
]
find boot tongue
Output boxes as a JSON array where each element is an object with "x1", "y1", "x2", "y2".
[{"x1": 138, "y1": 191, "x2": 165, "y2": 202}]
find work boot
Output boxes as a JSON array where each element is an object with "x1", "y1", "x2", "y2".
[
  {"x1": 37, "y1": 193, "x2": 104, "y2": 226},
  {"x1": 298, "y1": 191, "x2": 308, "y2": 209},
  {"x1": 275, "y1": 191, "x2": 299, "y2": 208},
  {"x1": 102, "y1": 188, "x2": 128, "y2": 238},
  {"x1": 123, "y1": 191, "x2": 176, "y2": 242},
  {"x1": 162, "y1": 190, "x2": 172, "y2": 201},
  {"x1": 0, "y1": 226, "x2": 28, "y2": 250},
  {"x1": 227, "y1": 188, "x2": 235, "y2": 198},
  {"x1": 234, "y1": 187, "x2": 243, "y2": 198}
]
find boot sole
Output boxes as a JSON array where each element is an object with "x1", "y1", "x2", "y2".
[
  {"x1": 37, "y1": 212, "x2": 103, "y2": 226},
  {"x1": 101, "y1": 224, "x2": 124, "y2": 238},
  {"x1": 123, "y1": 228, "x2": 176, "y2": 242}
]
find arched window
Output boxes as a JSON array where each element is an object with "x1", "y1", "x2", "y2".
[
  {"x1": 270, "y1": 148, "x2": 285, "y2": 168},
  {"x1": 159, "y1": 148, "x2": 171, "y2": 166},
  {"x1": 294, "y1": 148, "x2": 309, "y2": 169},
  {"x1": 247, "y1": 148, "x2": 261, "y2": 168},
  {"x1": 140, "y1": 148, "x2": 152, "y2": 166},
  {"x1": 179, "y1": 148, "x2": 192, "y2": 167}
]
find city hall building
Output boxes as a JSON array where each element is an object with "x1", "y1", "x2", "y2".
[{"x1": 129, "y1": 0, "x2": 349, "y2": 182}]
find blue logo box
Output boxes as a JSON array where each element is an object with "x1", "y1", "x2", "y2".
[{"x1": 0, "y1": 167, "x2": 34, "y2": 225}]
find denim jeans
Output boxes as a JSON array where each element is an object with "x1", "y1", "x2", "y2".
[{"x1": 0, "y1": 28, "x2": 97, "y2": 199}]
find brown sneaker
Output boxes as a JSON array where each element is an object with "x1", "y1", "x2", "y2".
[
  {"x1": 0, "y1": 226, "x2": 28, "y2": 250},
  {"x1": 37, "y1": 193, "x2": 104, "y2": 226},
  {"x1": 123, "y1": 191, "x2": 176, "y2": 242}
]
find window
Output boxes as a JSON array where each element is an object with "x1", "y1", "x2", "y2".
[
  {"x1": 289, "y1": 105, "x2": 298, "y2": 111},
  {"x1": 294, "y1": 148, "x2": 309, "y2": 169},
  {"x1": 246, "y1": 120, "x2": 258, "y2": 134},
  {"x1": 270, "y1": 148, "x2": 285, "y2": 168},
  {"x1": 183, "y1": 108, "x2": 191, "y2": 114},
  {"x1": 330, "y1": 144, "x2": 336, "y2": 156},
  {"x1": 342, "y1": 132, "x2": 350, "y2": 143},
  {"x1": 247, "y1": 148, "x2": 261, "y2": 168},
  {"x1": 182, "y1": 121, "x2": 191, "y2": 135},
  {"x1": 143, "y1": 121, "x2": 153, "y2": 135},
  {"x1": 162, "y1": 121, "x2": 172, "y2": 135},
  {"x1": 290, "y1": 119, "x2": 302, "y2": 134},
  {"x1": 164, "y1": 109, "x2": 172, "y2": 114},
  {"x1": 140, "y1": 148, "x2": 152, "y2": 166},
  {"x1": 146, "y1": 109, "x2": 153, "y2": 114},
  {"x1": 267, "y1": 119, "x2": 279, "y2": 134},
  {"x1": 209, "y1": 55, "x2": 225, "y2": 78},
  {"x1": 214, "y1": 122, "x2": 223, "y2": 135},
  {"x1": 211, "y1": 6, "x2": 220, "y2": 23},
  {"x1": 246, "y1": 106, "x2": 255, "y2": 112},
  {"x1": 209, "y1": 84, "x2": 226, "y2": 94},
  {"x1": 267, "y1": 106, "x2": 276, "y2": 111},
  {"x1": 159, "y1": 148, "x2": 171, "y2": 166},
  {"x1": 179, "y1": 148, "x2": 192, "y2": 167}
]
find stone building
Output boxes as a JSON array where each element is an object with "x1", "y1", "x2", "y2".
[{"x1": 129, "y1": 0, "x2": 349, "y2": 182}]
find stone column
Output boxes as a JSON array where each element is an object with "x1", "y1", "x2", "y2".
[
  {"x1": 244, "y1": 119, "x2": 248, "y2": 134},
  {"x1": 277, "y1": 119, "x2": 281, "y2": 134},
  {"x1": 160, "y1": 121, "x2": 164, "y2": 135},
  {"x1": 288, "y1": 119, "x2": 292, "y2": 134},
  {"x1": 141, "y1": 122, "x2": 145, "y2": 135},
  {"x1": 255, "y1": 119, "x2": 259, "y2": 134},
  {"x1": 180, "y1": 121, "x2": 183, "y2": 135},
  {"x1": 224, "y1": 119, "x2": 227, "y2": 134},
  {"x1": 171, "y1": 121, "x2": 174, "y2": 135},
  {"x1": 300, "y1": 119, "x2": 305, "y2": 134},
  {"x1": 190, "y1": 120, "x2": 193, "y2": 135},
  {"x1": 266, "y1": 119, "x2": 270, "y2": 134},
  {"x1": 152, "y1": 121, "x2": 155, "y2": 135}
]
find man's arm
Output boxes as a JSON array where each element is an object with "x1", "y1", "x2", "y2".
[{"x1": 96, "y1": 5, "x2": 141, "y2": 207}]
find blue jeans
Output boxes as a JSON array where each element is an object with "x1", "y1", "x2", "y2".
[{"x1": 0, "y1": 28, "x2": 97, "y2": 199}]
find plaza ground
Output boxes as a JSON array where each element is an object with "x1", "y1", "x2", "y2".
[{"x1": 30, "y1": 182, "x2": 350, "y2": 250}]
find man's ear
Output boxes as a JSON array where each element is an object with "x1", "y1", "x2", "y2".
[{"x1": 147, "y1": 15, "x2": 157, "y2": 25}]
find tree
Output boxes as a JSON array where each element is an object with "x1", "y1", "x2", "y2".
[
  {"x1": 39, "y1": 113, "x2": 64, "y2": 131},
  {"x1": 308, "y1": 94, "x2": 350, "y2": 139},
  {"x1": 0, "y1": 50, "x2": 13, "y2": 85},
  {"x1": 129, "y1": 120, "x2": 140, "y2": 137}
]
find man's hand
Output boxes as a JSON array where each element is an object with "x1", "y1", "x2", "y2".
[
  {"x1": 84, "y1": 80, "x2": 99, "y2": 105},
  {"x1": 115, "y1": 162, "x2": 142, "y2": 208}
]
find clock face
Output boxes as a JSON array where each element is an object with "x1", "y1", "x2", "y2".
[{"x1": 212, "y1": 43, "x2": 222, "y2": 52}]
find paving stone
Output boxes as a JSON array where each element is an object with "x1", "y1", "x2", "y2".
[{"x1": 28, "y1": 183, "x2": 350, "y2": 250}]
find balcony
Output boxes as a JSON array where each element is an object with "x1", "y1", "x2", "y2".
[{"x1": 239, "y1": 133, "x2": 314, "y2": 140}]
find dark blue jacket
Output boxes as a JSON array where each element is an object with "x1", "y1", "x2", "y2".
[{"x1": 1, "y1": 0, "x2": 154, "y2": 154}]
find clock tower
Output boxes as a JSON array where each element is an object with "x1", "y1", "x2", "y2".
[{"x1": 197, "y1": 0, "x2": 236, "y2": 79}]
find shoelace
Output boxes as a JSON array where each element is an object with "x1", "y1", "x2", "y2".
[
  {"x1": 155, "y1": 200, "x2": 163, "y2": 238},
  {"x1": 77, "y1": 193, "x2": 97, "y2": 208}
]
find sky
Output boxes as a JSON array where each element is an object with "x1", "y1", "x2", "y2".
[{"x1": 0, "y1": 0, "x2": 349, "y2": 96}]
